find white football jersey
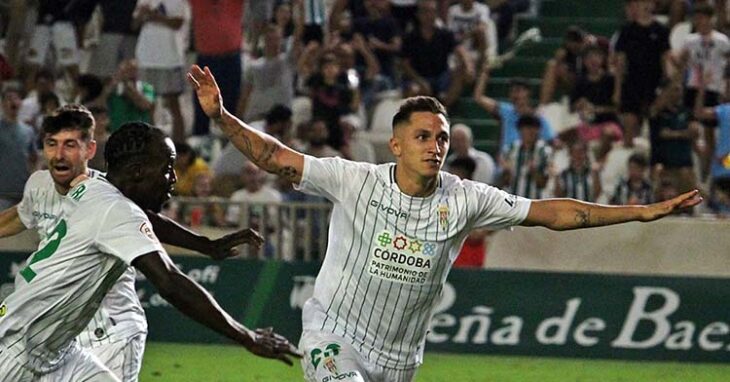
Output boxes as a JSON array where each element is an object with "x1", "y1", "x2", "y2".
[
  {"x1": 295, "y1": 156, "x2": 531, "y2": 369},
  {"x1": 1, "y1": 177, "x2": 163, "y2": 372},
  {"x1": 16, "y1": 170, "x2": 148, "y2": 349}
]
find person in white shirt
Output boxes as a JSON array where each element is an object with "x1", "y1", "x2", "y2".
[
  {"x1": 189, "y1": 64, "x2": 702, "y2": 382},
  {"x1": 447, "y1": 0, "x2": 497, "y2": 67},
  {"x1": 446, "y1": 123, "x2": 496, "y2": 184},
  {"x1": 0, "y1": 119, "x2": 300, "y2": 381}
]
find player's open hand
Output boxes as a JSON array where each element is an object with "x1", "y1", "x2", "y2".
[
  {"x1": 187, "y1": 65, "x2": 223, "y2": 119},
  {"x1": 642, "y1": 189, "x2": 703, "y2": 221},
  {"x1": 245, "y1": 327, "x2": 303, "y2": 366},
  {"x1": 206, "y1": 228, "x2": 265, "y2": 260}
]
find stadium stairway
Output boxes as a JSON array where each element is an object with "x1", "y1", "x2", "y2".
[{"x1": 450, "y1": 0, "x2": 625, "y2": 157}]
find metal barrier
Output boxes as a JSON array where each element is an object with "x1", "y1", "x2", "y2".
[{"x1": 165, "y1": 197, "x2": 332, "y2": 262}]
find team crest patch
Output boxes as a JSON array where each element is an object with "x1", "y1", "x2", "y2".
[
  {"x1": 0, "y1": 303, "x2": 6, "y2": 317},
  {"x1": 311, "y1": 343, "x2": 341, "y2": 372},
  {"x1": 437, "y1": 204, "x2": 449, "y2": 230},
  {"x1": 139, "y1": 222, "x2": 158, "y2": 243}
]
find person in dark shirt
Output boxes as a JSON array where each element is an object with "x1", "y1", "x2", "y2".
[{"x1": 612, "y1": 0, "x2": 671, "y2": 141}]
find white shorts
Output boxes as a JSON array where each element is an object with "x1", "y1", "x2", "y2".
[
  {"x1": 27, "y1": 22, "x2": 80, "y2": 66},
  {"x1": 86, "y1": 333, "x2": 146, "y2": 382},
  {"x1": 0, "y1": 343, "x2": 119, "y2": 382},
  {"x1": 299, "y1": 330, "x2": 417, "y2": 382}
]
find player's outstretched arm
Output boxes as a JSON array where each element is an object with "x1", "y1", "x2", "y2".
[
  {"x1": 145, "y1": 211, "x2": 263, "y2": 260},
  {"x1": 0, "y1": 206, "x2": 26, "y2": 238},
  {"x1": 132, "y1": 251, "x2": 302, "y2": 365},
  {"x1": 521, "y1": 190, "x2": 702, "y2": 231},
  {"x1": 187, "y1": 65, "x2": 305, "y2": 184}
]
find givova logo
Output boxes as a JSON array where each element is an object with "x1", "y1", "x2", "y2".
[
  {"x1": 311, "y1": 343, "x2": 341, "y2": 373},
  {"x1": 376, "y1": 231, "x2": 436, "y2": 256}
]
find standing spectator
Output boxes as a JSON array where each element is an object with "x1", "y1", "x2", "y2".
[
  {"x1": 238, "y1": 22, "x2": 301, "y2": 122},
  {"x1": 540, "y1": 26, "x2": 593, "y2": 105},
  {"x1": 447, "y1": 0, "x2": 497, "y2": 71},
  {"x1": 401, "y1": 0, "x2": 474, "y2": 107},
  {"x1": 353, "y1": 0, "x2": 402, "y2": 88},
  {"x1": 487, "y1": 0, "x2": 531, "y2": 47},
  {"x1": 102, "y1": 59, "x2": 156, "y2": 133},
  {"x1": 189, "y1": 0, "x2": 245, "y2": 136},
  {"x1": 554, "y1": 141, "x2": 601, "y2": 202},
  {"x1": 338, "y1": 114, "x2": 376, "y2": 162},
  {"x1": 569, "y1": 45, "x2": 623, "y2": 162},
  {"x1": 303, "y1": 119, "x2": 344, "y2": 158},
  {"x1": 18, "y1": 69, "x2": 56, "y2": 130},
  {"x1": 649, "y1": 80, "x2": 699, "y2": 195},
  {"x1": 0, "y1": 88, "x2": 36, "y2": 209},
  {"x1": 389, "y1": 0, "x2": 418, "y2": 33},
  {"x1": 446, "y1": 123, "x2": 497, "y2": 184},
  {"x1": 25, "y1": 0, "x2": 80, "y2": 92},
  {"x1": 74, "y1": 73, "x2": 105, "y2": 107},
  {"x1": 672, "y1": 3, "x2": 730, "y2": 180},
  {"x1": 501, "y1": 114, "x2": 552, "y2": 198},
  {"x1": 598, "y1": 120, "x2": 651, "y2": 204},
  {"x1": 611, "y1": 153, "x2": 654, "y2": 205},
  {"x1": 474, "y1": 66, "x2": 554, "y2": 155},
  {"x1": 173, "y1": 142, "x2": 211, "y2": 196},
  {"x1": 71, "y1": 0, "x2": 140, "y2": 82},
  {"x1": 134, "y1": 0, "x2": 187, "y2": 143},
  {"x1": 611, "y1": 0, "x2": 671, "y2": 141}
]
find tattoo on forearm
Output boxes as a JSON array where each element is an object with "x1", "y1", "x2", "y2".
[
  {"x1": 256, "y1": 144, "x2": 279, "y2": 165},
  {"x1": 575, "y1": 209, "x2": 590, "y2": 228},
  {"x1": 278, "y1": 166, "x2": 298, "y2": 180}
]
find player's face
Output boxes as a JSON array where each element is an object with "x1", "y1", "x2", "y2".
[
  {"x1": 390, "y1": 111, "x2": 450, "y2": 179},
  {"x1": 138, "y1": 138, "x2": 177, "y2": 212},
  {"x1": 43, "y1": 129, "x2": 97, "y2": 194}
]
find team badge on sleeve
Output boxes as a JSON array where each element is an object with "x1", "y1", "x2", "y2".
[{"x1": 139, "y1": 222, "x2": 159, "y2": 243}]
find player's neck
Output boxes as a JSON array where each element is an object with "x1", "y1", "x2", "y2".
[{"x1": 394, "y1": 165, "x2": 439, "y2": 197}]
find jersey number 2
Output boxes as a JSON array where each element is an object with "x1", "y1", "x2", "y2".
[{"x1": 20, "y1": 219, "x2": 67, "y2": 283}]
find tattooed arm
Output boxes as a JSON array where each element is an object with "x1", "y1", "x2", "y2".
[
  {"x1": 187, "y1": 65, "x2": 304, "y2": 184},
  {"x1": 520, "y1": 190, "x2": 702, "y2": 231}
]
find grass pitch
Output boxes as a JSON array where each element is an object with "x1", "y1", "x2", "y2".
[{"x1": 140, "y1": 342, "x2": 730, "y2": 381}]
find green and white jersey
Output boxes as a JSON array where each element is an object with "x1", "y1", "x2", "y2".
[
  {"x1": 16, "y1": 170, "x2": 148, "y2": 349},
  {"x1": 295, "y1": 156, "x2": 531, "y2": 370},
  {"x1": 0, "y1": 177, "x2": 163, "y2": 373}
]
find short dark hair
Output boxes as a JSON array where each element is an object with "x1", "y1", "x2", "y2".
[
  {"x1": 517, "y1": 114, "x2": 541, "y2": 129},
  {"x1": 39, "y1": 91, "x2": 60, "y2": 108},
  {"x1": 41, "y1": 104, "x2": 95, "y2": 141},
  {"x1": 692, "y1": 3, "x2": 715, "y2": 17},
  {"x1": 564, "y1": 25, "x2": 586, "y2": 43},
  {"x1": 448, "y1": 156, "x2": 476, "y2": 178},
  {"x1": 509, "y1": 77, "x2": 531, "y2": 91},
  {"x1": 105, "y1": 122, "x2": 167, "y2": 172},
  {"x1": 392, "y1": 96, "x2": 448, "y2": 129},
  {"x1": 76, "y1": 74, "x2": 104, "y2": 104},
  {"x1": 265, "y1": 104, "x2": 293, "y2": 125},
  {"x1": 628, "y1": 153, "x2": 648, "y2": 168}
]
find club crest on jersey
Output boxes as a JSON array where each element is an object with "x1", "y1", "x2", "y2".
[
  {"x1": 437, "y1": 204, "x2": 449, "y2": 230},
  {"x1": 139, "y1": 222, "x2": 158, "y2": 243},
  {"x1": 311, "y1": 343, "x2": 341, "y2": 371}
]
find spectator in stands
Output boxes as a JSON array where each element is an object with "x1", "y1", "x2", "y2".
[
  {"x1": 271, "y1": 1, "x2": 295, "y2": 47},
  {"x1": 72, "y1": 0, "x2": 140, "y2": 83},
  {"x1": 74, "y1": 74, "x2": 105, "y2": 107},
  {"x1": 649, "y1": 79, "x2": 699, "y2": 195},
  {"x1": 446, "y1": 123, "x2": 497, "y2": 184},
  {"x1": 303, "y1": 52, "x2": 359, "y2": 149},
  {"x1": 554, "y1": 140, "x2": 601, "y2": 202},
  {"x1": 238, "y1": 21, "x2": 302, "y2": 122},
  {"x1": 447, "y1": 0, "x2": 497, "y2": 72},
  {"x1": 487, "y1": 0, "x2": 531, "y2": 47},
  {"x1": 87, "y1": 105, "x2": 110, "y2": 171},
  {"x1": 179, "y1": 172, "x2": 228, "y2": 227},
  {"x1": 24, "y1": 0, "x2": 79, "y2": 92},
  {"x1": 0, "y1": 88, "x2": 37, "y2": 210},
  {"x1": 707, "y1": 178, "x2": 730, "y2": 217},
  {"x1": 133, "y1": 0, "x2": 187, "y2": 143},
  {"x1": 340, "y1": 35, "x2": 381, "y2": 109},
  {"x1": 304, "y1": 119, "x2": 344, "y2": 158},
  {"x1": 568, "y1": 45, "x2": 623, "y2": 162},
  {"x1": 353, "y1": 0, "x2": 402, "y2": 96},
  {"x1": 598, "y1": 115, "x2": 651, "y2": 204},
  {"x1": 19, "y1": 69, "x2": 56, "y2": 129},
  {"x1": 474, "y1": 66, "x2": 554, "y2": 155},
  {"x1": 174, "y1": 142, "x2": 211, "y2": 197},
  {"x1": 501, "y1": 114, "x2": 552, "y2": 198},
  {"x1": 35, "y1": 92, "x2": 61, "y2": 131},
  {"x1": 611, "y1": 0, "x2": 671, "y2": 143},
  {"x1": 401, "y1": 0, "x2": 474, "y2": 107},
  {"x1": 189, "y1": 0, "x2": 245, "y2": 137},
  {"x1": 338, "y1": 114, "x2": 376, "y2": 162},
  {"x1": 448, "y1": 156, "x2": 492, "y2": 269},
  {"x1": 672, "y1": 3, "x2": 730, "y2": 181},
  {"x1": 540, "y1": 26, "x2": 593, "y2": 105},
  {"x1": 611, "y1": 153, "x2": 654, "y2": 205},
  {"x1": 102, "y1": 59, "x2": 155, "y2": 134}
]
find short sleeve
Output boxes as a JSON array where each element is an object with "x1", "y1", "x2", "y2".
[
  {"x1": 95, "y1": 200, "x2": 166, "y2": 265},
  {"x1": 295, "y1": 156, "x2": 357, "y2": 203},
  {"x1": 468, "y1": 181, "x2": 531, "y2": 230}
]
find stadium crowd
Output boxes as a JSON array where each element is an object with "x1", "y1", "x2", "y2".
[{"x1": 1, "y1": 0, "x2": 729, "y2": 265}]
